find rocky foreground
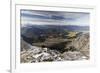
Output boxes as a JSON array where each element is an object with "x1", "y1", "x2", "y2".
[{"x1": 21, "y1": 33, "x2": 89, "y2": 63}]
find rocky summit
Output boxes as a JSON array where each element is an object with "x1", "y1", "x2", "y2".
[{"x1": 21, "y1": 33, "x2": 89, "y2": 63}]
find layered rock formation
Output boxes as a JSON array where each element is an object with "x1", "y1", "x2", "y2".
[{"x1": 65, "y1": 33, "x2": 89, "y2": 58}]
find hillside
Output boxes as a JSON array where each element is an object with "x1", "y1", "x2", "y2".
[{"x1": 21, "y1": 32, "x2": 89, "y2": 63}]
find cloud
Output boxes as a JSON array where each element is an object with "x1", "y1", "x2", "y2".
[{"x1": 21, "y1": 10, "x2": 89, "y2": 26}]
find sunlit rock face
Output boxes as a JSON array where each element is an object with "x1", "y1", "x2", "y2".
[
  {"x1": 72, "y1": 33, "x2": 89, "y2": 50},
  {"x1": 65, "y1": 33, "x2": 89, "y2": 58}
]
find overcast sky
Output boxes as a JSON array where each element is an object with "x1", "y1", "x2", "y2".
[{"x1": 21, "y1": 9, "x2": 89, "y2": 26}]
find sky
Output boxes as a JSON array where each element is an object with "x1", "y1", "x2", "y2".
[{"x1": 21, "y1": 9, "x2": 90, "y2": 26}]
